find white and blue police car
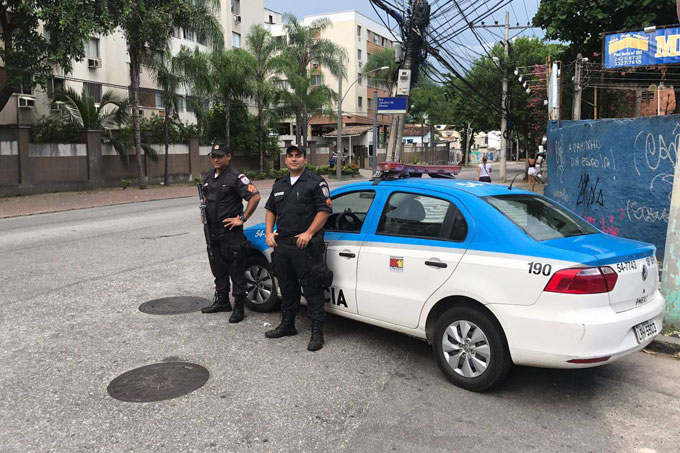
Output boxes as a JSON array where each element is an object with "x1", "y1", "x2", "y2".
[{"x1": 242, "y1": 163, "x2": 664, "y2": 391}]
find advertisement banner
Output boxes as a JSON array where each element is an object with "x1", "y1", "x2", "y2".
[{"x1": 604, "y1": 26, "x2": 680, "y2": 68}]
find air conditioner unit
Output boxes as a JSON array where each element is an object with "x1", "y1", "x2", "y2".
[
  {"x1": 358, "y1": 61, "x2": 363, "y2": 68},
  {"x1": 234, "y1": 15, "x2": 242, "y2": 23},
  {"x1": 312, "y1": 63, "x2": 319, "y2": 69},
  {"x1": 88, "y1": 58, "x2": 102, "y2": 69},
  {"x1": 51, "y1": 101, "x2": 66, "y2": 112},
  {"x1": 18, "y1": 96, "x2": 36, "y2": 108}
]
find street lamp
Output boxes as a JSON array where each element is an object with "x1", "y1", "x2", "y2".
[{"x1": 336, "y1": 65, "x2": 390, "y2": 181}]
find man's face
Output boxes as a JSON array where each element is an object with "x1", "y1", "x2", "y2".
[
  {"x1": 285, "y1": 149, "x2": 306, "y2": 171},
  {"x1": 211, "y1": 153, "x2": 231, "y2": 170}
]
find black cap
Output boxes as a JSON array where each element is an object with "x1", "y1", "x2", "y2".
[
  {"x1": 210, "y1": 142, "x2": 231, "y2": 156},
  {"x1": 286, "y1": 143, "x2": 306, "y2": 156}
]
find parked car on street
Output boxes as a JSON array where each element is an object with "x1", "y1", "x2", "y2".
[{"x1": 242, "y1": 164, "x2": 664, "y2": 391}]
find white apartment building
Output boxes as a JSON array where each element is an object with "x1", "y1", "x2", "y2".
[
  {"x1": 267, "y1": 10, "x2": 401, "y2": 141},
  {"x1": 1, "y1": 0, "x2": 268, "y2": 127}
]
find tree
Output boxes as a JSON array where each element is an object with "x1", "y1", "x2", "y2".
[
  {"x1": 282, "y1": 14, "x2": 346, "y2": 146},
  {"x1": 364, "y1": 47, "x2": 399, "y2": 93},
  {"x1": 55, "y1": 87, "x2": 128, "y2": 130},
  {"x1": 246, "y1": 25, "x2": 285, "y2": 173},
  {"x1": 118, "y1": 0, "x2": 223, "y2": 188},
  {"x1": 410, "y1": 82, "x2": 455, "y2": 160},
  {"x1": 0, "y1": 1, "x2": 119, "y2": 112},
  {"x1": 150, "y1": 52, "x2": 186, "y2": 185},
  {"x1": 534, "y1": 0, "x2": 676, "y2": 56}
]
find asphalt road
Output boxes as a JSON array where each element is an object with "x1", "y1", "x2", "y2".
[{"x1": 1, "y1": 178, "x2": 678, "y2": 452}]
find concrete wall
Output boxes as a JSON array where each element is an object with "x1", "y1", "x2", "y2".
[{"x1": 544, "y1": 116, "x2": 678, "y2": 259}]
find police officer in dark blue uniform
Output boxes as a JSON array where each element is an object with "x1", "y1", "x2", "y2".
[
  {"x1": 264, "y1": 144, "x2": 333, "y2": 351},
  {"x1": 201, "y1": 143, "x2": 261, "y2": 323}
]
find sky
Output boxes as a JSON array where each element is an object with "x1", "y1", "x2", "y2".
[{"x1": 263, "y1": 0, "x2": 543, "y2": 68}]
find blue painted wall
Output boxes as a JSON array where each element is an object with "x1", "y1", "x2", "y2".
[{"x1": 544, "y1": 116, "x2": 678, "y2": 259}]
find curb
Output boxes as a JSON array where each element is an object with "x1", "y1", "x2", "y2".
[{"x1": 647, "y1": 334, "x2": 680, "y2": 356}]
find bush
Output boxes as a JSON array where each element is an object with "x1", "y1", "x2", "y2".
[{"x1": 31, "y1": 115, "x2": 83, "y2": 143}]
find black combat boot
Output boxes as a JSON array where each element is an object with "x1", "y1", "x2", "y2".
[
  {"x1": 307, "y1": 320, "x2": 324, "y2": 351},
  {"x1": 229, "y1": 296, "x2": 246, "y2": 323},
  {"x1": 201, "y1": 292, "x2": 232, "y2": 314},
  {"x1": 265, "y1": 312, "x2": 297, "y2": 338}
]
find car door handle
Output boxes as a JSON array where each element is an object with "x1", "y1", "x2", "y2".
[
  {"x1": 339, "y1": 251, "x2": 356, "y2": 258},
  {"x1": 425, "y1": 260, "x2": 447, "y2": 268}
]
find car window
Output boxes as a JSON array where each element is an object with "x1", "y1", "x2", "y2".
[
  {"x1": 485, "y1": 194, "x2": 599, "y2": 241},
  {"x1": 377, "y1": 192, "x2": 453, "y2": 240},
  {"x1": 450, "y1": 208, "x2": 468, "y2": 242},
  {"x1": 325, "y1": 190, "x2": 376, "y2": 233}
]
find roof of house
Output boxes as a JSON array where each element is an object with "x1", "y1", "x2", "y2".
[
  {"x1": 324, "y1": 125, "x2": 372, "y2": 137},
  {"x1": 402, "y1": 124, "x2": 430, "y2": 137}
]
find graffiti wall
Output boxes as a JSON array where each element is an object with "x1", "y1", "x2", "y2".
[{"x1": 544, "y1": 116, "x2": 677, "y2": 259}]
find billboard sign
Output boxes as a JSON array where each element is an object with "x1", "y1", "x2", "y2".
[
  {"x1": 377, "y1": 97, "x2": 408, "y2": 114},
  {"x1": 604, "y1": 26, "x2": 680, "y2": 68}
]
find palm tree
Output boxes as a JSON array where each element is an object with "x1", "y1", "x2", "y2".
[
  {"x1": 119, "y1": 0, "x2": 223, "y2": 188},
  {"x1": 246, "y1": 25, "x2": 285, "y2": 173},
  {"x1": 282, "y1": 14, "x2": 346, "y2": 147},
  {"x1": 150, "y1": 51, "x2": 186, "y2": 185},
  {"x1": 364, "y1": 47, "x2": 399, "y2": 94},
  {"x1": 180, "y1": 47, "x2": 254, "y2": 148}
]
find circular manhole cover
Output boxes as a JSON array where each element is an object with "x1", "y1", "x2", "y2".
[
  {"x1": 107, "y1": 362, "x2": 209, "y2": 402},
  {"x1": 139, "y1": 296, "x2": 210, "y2": 315}
]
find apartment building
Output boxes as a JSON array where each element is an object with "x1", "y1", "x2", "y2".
[
  {"x1": 268, "y1": 10, "x2": 400, "y2": 140},
  {"x1": 1, "y1": 0, "x2": 265, "y2": 127}
]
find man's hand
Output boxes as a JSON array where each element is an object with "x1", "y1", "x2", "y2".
[
  {"x1": 266, "y1": 231, "x2": 278, "y2": 248},
  {"x1": 223, "y1": 216, "x2": 243, "y2": 230},
  {"x1": 295, "y1": 231, "x2": 313, "y2": 249}
]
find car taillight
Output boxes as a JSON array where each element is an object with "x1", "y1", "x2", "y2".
[{"x1": 544, "y1": 266, "x2": 618, "y2": 294}]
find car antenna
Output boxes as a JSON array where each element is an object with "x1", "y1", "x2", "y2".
[{"x1": 508, "y1": 173, "x2": 520, "y2": 190}]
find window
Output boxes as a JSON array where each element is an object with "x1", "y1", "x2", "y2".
[
  {"x1": 358, "y1": 96, "x2": 363, "y2": 108},
  {"x1": 378, "y1": 192, "x2": 456, "y2": 240},
  {"x1": 172, "y1": 26, "x2": 181, "y2": 38},
  {"x1": 357, "y1": 25, "x2": 362, "y2": 37},
  {"x1": 485, "y1": 194, "x2": 599, "y2": 241},
  {"x1": 325, "y1": 191, "x2": 376, "y2": 232},
  {"x1": 269, "y1": 15, "x2": 273, "y2": 24},
  {"x1": 311, "y1": 75, "x2": 322, "y2": 86},
  {"x1": 83, "y1": 82, "x2": 102, "y2": 103},
  {"x1": 381, "y1": 37, "x2": 386, "y2": 46},
  {"x1": 373, "y1": 33, "x2": 379, "y2": 43},
  {"x1": 231, "y1": 0, "x2": 240, "y2": 14},
  {"x1": 47, "y1": 77, "x2": 65, "y2": 99},
  {"x1": 177, "y1": 96, "x2": 185, "y2": 112},
  {"x1": 155, "y1": 92, "x2": 163, "y2": 109},
  {"x1": 85, "y1": 38, "x2": 100, "y2": 59},
  {"x1": 232, "y1": 32, "x2": 241, "y2": 48},
  {"x1": 183, "y1": 28, "x2": 195, "y2": 41},
  {"x1": 357, "y1": 72, "x2": 362, "y2": 85},
  {"x1": 357, "y1": 49, "x2": 362, "y2": 61},
  {"x1": 450, "y1": 209, "x2": 468, "y2": 242},
  {"x1": 367, "y1": 98, "x2": 372, "y2": 109}
]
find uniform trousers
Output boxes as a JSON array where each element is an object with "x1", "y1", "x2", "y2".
[
  {"x1": 207, "y1": 225, "x2": 248, "y2": 299},
  {"x1": 271, "y1": 236, "x2": 327, "y2": 322}
]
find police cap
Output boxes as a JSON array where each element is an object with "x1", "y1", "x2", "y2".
[
  {"x1": 286, "y1": 143, "x2": 306, "y2": 156},
  {"x1": 210, "y1": 142, "x2": 232, "y2": 156}
]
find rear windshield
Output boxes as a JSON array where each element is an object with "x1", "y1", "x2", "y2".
[{"x1": 485, "y1": 194, "x2": 599, "y2": 241}]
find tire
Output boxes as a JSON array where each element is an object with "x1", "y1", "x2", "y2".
[
  {"x1": 244, "y1": 255, "x2": 279, "y2": 312},
  {"x1": 432, "y1": 306, "x2": 512, "y2": 392}
]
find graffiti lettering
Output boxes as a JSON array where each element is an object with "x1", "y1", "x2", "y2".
[
  {"x1": 576, "y1": 174, "x2": 604, "y2": 207},
  {"x1": 626, "y1": 200, "x2": 670, "y2": 223},
  {"x1": 567, "y1": 139, "x2": 602, "y2": 153},
  {"x1": 582, "y1": 214, "x2": 620, "y2": 237},
  {"x1": 552, "y1": 188, "x2": 569, "y2": 203},
  {"x1": 634, "y1": 128, "x2": 679, "y2": 185}
]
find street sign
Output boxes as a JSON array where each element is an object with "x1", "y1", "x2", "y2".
[
  {"x1": 377, "y1": 97, "x2": 408, "y2": 114},
  {"x1": 604, "y1": 25, "x2": 680, "y2": 68},
  {"x1": 396, "y1": 69, "x2": 412, "y2": 95}
]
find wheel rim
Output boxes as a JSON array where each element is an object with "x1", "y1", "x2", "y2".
[
  {"x1": 441, "y1": 320, "x2": 491, "y2": 378},
  {"x1": 244, "y1": 264, "x2": 273, "y2": 305}
]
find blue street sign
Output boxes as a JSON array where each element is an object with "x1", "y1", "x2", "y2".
[
  {"x1": 377, "y1": 97, "x2": 408, "y2": 114},
  {"x1": 604, "y1": 26, "x2": 680, "y2": 69}
]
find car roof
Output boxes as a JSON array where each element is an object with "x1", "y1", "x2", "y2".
[{"x1": 339, "y1": 178, "x2": 535, "y2": 198}]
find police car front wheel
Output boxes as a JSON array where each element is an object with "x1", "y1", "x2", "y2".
[
  {"x1": 244, "y1": 255, "x2": 279, "y2": 312},
  {"x1": 432, "y1": 307, "x2": 512, "y2": 392}
]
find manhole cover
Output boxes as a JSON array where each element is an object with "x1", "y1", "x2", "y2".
[
  {"x1": 107, "y1": 362, "x2": 209, "y2": 402},
  {"x1": 139, "y1": 296, "x2": 210, "y2": 315}
]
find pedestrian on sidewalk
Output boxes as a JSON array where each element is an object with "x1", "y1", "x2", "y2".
[
  {"x1": 476, "y1": 156, "x2": 492, "y2": 183},
  {"x1": 264, "y1": 144, "x2": 333, "y2": 351},
  {"x1": 527, "y1": 153, "x2": 537, "y2": 192},
  {"x1": 200, "y1": 143, "x2": 261, "y2": 323}
]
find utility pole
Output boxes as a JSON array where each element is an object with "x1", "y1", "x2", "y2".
[
  {"x1": 573, "y1": 53, "x2": 583, "y2": 120},
  {"x1": 372, "y1": 89, "x2": 378, "y2": 174},
  {"x1": 336, "y1": 58, "x2": 343, "y2": 181},
  {"x1": 499, "y1": 11, "x2": 509, "y2": 182}
]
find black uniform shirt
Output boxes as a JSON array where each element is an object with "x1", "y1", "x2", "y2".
[
  {"x1": 264, "y1": 169, "x2": 332, "y2": 237},
  {"x1": 203, "y1": 167, "x2": 259, "y2": 224}
]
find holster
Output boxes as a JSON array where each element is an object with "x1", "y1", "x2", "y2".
[
  {"x1": 302, "y1": 234, "x2": 334, "y2": 288},
  {"x1": 221, "y1": 240, "x2": 251, "y2": 264}
]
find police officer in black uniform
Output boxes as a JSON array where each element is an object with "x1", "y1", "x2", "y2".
[
  {"x1": 201, "y1": 143, "x2": 261, "y2": 323},
  {"x1": 264, "y1": 144, "x2": 333, "y2": 351}
]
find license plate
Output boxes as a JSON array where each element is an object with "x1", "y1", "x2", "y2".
[{"x1": 634, "y1": 320, "x2": 658, "y2": 344}]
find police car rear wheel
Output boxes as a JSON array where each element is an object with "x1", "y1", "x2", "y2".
[
  {"x1": 433, "y1": 307, "x2": 511, "y2": 392},
  {"x1": 244, "y1": 255, "x2": 279, "y2": 312}
]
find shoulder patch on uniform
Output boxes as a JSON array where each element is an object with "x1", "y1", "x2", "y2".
[
  {"x1": 239, "y1": 174, "x2": 251, "y2": 185},
  {"x1": 322, "y1": 186, "x2": 330, "y2": 197},
  {"x1": 319, "y1": 181, "x2": 328, "y2": 187},
  {"x1": 247, "y1": 184, "x2": 258, "y2": 193}
]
